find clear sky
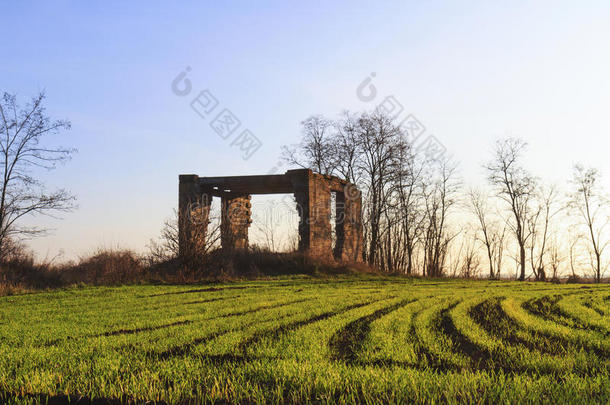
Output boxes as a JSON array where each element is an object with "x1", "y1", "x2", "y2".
[{"x1": 1, "y1": 1, "x2": 610, "y2": 260}]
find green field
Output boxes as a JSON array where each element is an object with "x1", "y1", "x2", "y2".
[{"x1": 0, "y1": 277, "x2": 609, "y2": 404}]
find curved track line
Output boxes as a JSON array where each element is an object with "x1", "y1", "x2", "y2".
[{"x1": 328, "y1": 298, "x2": 416, "y2": 362}]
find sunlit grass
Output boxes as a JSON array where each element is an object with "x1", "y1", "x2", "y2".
[{"x1": 0, "y1": 277, "x2": 608, "y2": 404}]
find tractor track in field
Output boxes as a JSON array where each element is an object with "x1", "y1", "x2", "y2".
[
  {"x1": 154, "y1": 330, "x2": 231, "y2": 359},
  {"x1": 475, "y1": 297, "x2": 610, "y2": 375},
  {"x1": 408, "y1": 300, "x2": 465, "y2": 373},
  {"x1": 145, "y1": 282, "x2": 312, "y2": 298},
  {"x1": 516, "y1": 296, "x2": 610, "y2": 358},
  {"x1": 328, "y1": 297, "x2": 416, "y2": 362},
  {"x1": 443, "y1": 299, "x2": 545, "y2": 375},
  {"x1": 208, "y1": 297, "x2": 312, "y2": 319},
  {"x1": 470, "y1": 297, "x2": 610, "y2": 362},
  {"x1": 183, "y1": 295, "x2": 241, "y2": 305},
  {"x1": 44, "y1": 298, "x2": 312, "y2": 348},
  {"x1": 147, "y1": 285, "x2": 258, "y2": 297},
  {"x1": 237, "y1": 299, "x2": 385, "y2": 353},
  {"x1": 149, "y1": 316, "x2": 286, "y2": 360},
  {"x1": 42, "y1": 319, "x2": 197, "y2": 347},
  {"x1": 583, "y1": 300, "x2": 606, "y2": 316},
  {"x1": 469, "y1": 297, "x2": 568, "y2": 356},
  {"x1": 524, "y1": 295, "x2": 610, "y2": 337},
  {"x1": 3, "y1": 282, "x2": 610, "y2": 404},
  {"x1": 338, "y1": 296, "x2": 438, "y2": 370},
  {"x1": 46, "y1": 298, "x2": 302, "y2": 345},
  {"x1": 437, "y1": 302, "x2": 489, "y2": 369},
  {"x1": 149, "y1": 300, "x2": 321, "y2": 360},
  {"x1": 98, "y1": 320, "x2": 193, "y2": 337},
  {"x1": 523, "y1": 295, "x2": 570, "y2": 323},
  {"x1": 149, "y1": 298, "x2": 378, "y2": 360}
]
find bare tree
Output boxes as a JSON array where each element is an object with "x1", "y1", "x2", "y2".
[
  {"x1": 394, "y1": 142, "x2": 426, "y2": 275},
  {"x1": 254, "y1": 218, "x2": 279, "y2": 252},
  {"x1": 149, "y1": 207, "x2": 221, "y2": 264},
  {"x1": 495, "y1": 225, "x2": 507, "y2": 278},
  {"x1": 282, "y1": 109, "x2": 465, "y2": 277},
  {"x1": 282, "y1": 109, "x2": 407, "y2": 270},
  {"x1": 252, "y1": 204, "x2": 290, "y2": 252},
  {"x1": 281, "y1": 115, "x2": 337, "y2": 176},
  {"x1": 447, "y1": 231, "x2": 466, "y2": 278},
  {"x1": 547, "y1": 236, "x2": 564, "y2": 281},
  {"x1": 468, "y1": 188, "x2": 506, "y2": 279},
  {"x1": 355, "y1": 110, "x2": 405, "y2": 266},
  {"x1": 0, "y1": 236, "x2": 30, "y2": 263},
  {"x1": 333, "y1": 111, "x2": 361, "y2": 183},
  {"x1": 0, "y1": 92, "x2": 75, "y2": 258},
  {"x1": 147, "y1": 212, "x2": 181, "y2": 263},
  {"x1": 567, "y1": 164, "x2": 609, "y2": 282},
  {"x1": 422, "y1": 157, "x2": 460, "y2": 277},
  {"x1": 568, "y1": 228, "x2": 582, "y2": 280},
  {"x1": 527, "y1": 186, "x2": 560, "y2": 281},
  {"x1": 485, "y1": 138, "x2": 537, "y2": 281},
  {"x1": 460, "y1": 231, "x2": 481, "y2": 278}
]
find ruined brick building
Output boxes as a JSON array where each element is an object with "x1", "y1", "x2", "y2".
[{"x1": 178, "y1": 169, "x2": 363, "y2": 262}]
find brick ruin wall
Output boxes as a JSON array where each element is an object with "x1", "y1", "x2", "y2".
[
  {"x1": 179, "y1": 169, "x2": 363, "y2": 262},
  {"x1": 221, "y1": 194, "x2": 252, "y2": 250}
]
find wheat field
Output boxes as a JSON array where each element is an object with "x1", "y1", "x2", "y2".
[{"x1": 0, "y1": 277, "x2": 609, "y2": 404}]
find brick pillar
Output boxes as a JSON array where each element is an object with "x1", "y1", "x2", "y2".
[
  {"x1": 179, "y1": 175, "x2": 211, "y2": 258},
  {"x1": 290, "y1": 172, "x2": 311, "y2": 253},
  {"x1": 287, "y1": 169, "x2": 332, "y2": 260},
  {"x1": 335, "y1": 184, "x2": 363, "y2": 262},
  {"x1": 310, "y1": 173, "x2": 332, "y2": 259},
  {"x1": 334, "y1": 191, "x2": 346, "y2": 260},
  {"x1": 221, "y1": 194, "x2": 251, "y2": 250}
]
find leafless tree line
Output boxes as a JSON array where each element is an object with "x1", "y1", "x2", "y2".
[
  {"x1": 284, "y1": 111, "x2": 609, "y2": 282},
  {"x1": 1, "y1": 92, "x2": 606, "y2": 282},
  {"x1": 283, "y1": 110, "x2": 461, "y2": 276}
]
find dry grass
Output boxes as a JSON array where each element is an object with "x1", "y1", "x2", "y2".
[
  {"x1": 0, "y1": 246, "x2": 375, "y2": 296},
  {"x1": 2, "y1": 244, "x2": 603, "y2": 297},
  {"x1": 0, "y1": 282, "x2": 29, "y2": 296},
  {"x1": 60, "y1": 249, "x2": 146, "y2": 285}
]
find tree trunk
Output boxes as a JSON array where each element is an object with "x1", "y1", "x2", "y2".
[
  {"x1": 519, "y1": 243, "x2": 526, "y2": 281},
  {"x1": 596, "y1": 253, "x2": 601, "y2": 283},
  {"x1": 485, "y1": 241, "x2": 494, "y2": 279}
]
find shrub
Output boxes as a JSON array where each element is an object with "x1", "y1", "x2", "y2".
[
  {"x1": 0, "y1": 239, "x2": 63, "y2": 290},
  {"x1": 61, "y1": 248, "x2": 146, "y2": 285}
]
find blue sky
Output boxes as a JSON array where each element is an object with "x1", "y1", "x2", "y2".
[{"x1": 2, "y1": 1, "x2": 610, "y2": 259}]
